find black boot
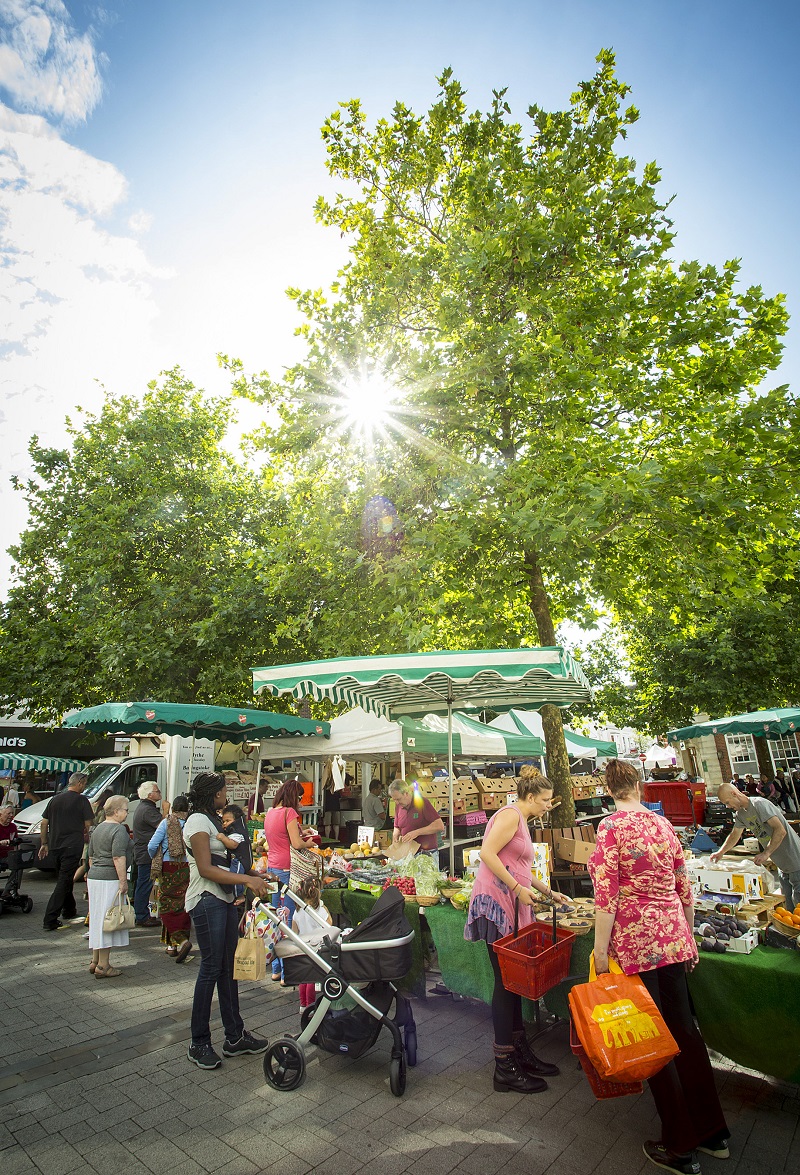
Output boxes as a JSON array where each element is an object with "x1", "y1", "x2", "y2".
[
  {"x1": 493, "y1": 1050, "x2": 548, "y2": 1093},
  {"x1": 513, "y1": 1030, "x2": 560, "y2": 1078}
]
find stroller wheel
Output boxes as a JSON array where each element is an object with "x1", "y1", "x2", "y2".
[
  {"x1": 21, "y1": 897, "x2": 33, "y2": 914},
  {"x1": 404, "y1": 1025, "x2": 417, "y2": 1067},
  {"x1": 263, "y1": 1037, "x2": 306, "y2": 1092},
  {"x1": 389, "y1": 1049, "x2": 407, "y2": 1097}
]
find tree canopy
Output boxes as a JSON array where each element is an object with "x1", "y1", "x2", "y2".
[
  {"x1": 0, "y1": 370, "x2": 368, "y2": 723},
  {"x1": 233, "y1": 52, "x2": 797, "y2": 818}
]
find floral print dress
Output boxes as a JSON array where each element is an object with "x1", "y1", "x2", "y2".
[{"x1": 588, "y1": 809, "x2": 697, "y2": 975}]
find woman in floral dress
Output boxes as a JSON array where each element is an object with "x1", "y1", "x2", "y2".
[{"x1": 589, "y1": 759, "x2": 729, "y2": 1175}]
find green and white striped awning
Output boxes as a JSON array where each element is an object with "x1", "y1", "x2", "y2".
[
  {"x1": 252, "y1": 647, "x2": 591, "y2": 718},
  {"x1": 0, "y1": 753, "x2": 88, "y2": 772}
]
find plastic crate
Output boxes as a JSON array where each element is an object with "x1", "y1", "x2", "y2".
[
  {"x1": 569, "y1": 1021, "x2": 643, "y2": 1100},
  {"x1": 493, "y1": 922, "x2": 575, "y2": 1000},
  {"x1": 643, "y1": 782, "x2": 695, "y2": 826},
  {"x1": 642, "y1": 801, "x2": 665, "y2": 816}
]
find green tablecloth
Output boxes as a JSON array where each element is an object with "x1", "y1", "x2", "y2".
[
  {"x1": 322, "y1": 888, "x2": 426, "y2": 998},
  {"x1": 687, "y1": 945, "x2": 800, "y2": 1084},
  {"x1": 425, "y1": 903, "x2": 800, "y2": 1085},
  {"x1": 424, "y1": 904, "x2": 594, "y2": 1022}
]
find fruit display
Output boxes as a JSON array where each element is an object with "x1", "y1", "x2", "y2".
[
  {"x1": 693, "y1": 909, "x2": 752, "y2": 952},
  {"x1": 771, "y1": 906, "x2": 800, "y2": 934}
]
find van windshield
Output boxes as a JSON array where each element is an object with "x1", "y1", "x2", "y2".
[{"x1": 84, "y1": 764, "x2": 121, "y2": 798}]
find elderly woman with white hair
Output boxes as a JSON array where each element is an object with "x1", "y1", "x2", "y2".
[{"x1": 87, "y1": 795, "x2": 134, "y2": 977}]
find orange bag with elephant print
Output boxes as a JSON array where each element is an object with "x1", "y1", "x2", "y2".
[{"x1": 568, "y1": 955, "x2": 679, "y2": 1083}]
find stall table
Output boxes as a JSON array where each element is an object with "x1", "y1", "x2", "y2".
[
  {"x1": 426, "y1": 903, "x2": 800, "y2": 1085},
  {"x1": 686, "y1": 945, "x2": 800, "y2": 1084}
]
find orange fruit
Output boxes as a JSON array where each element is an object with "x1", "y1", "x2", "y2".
[{"x1": 794, "y1": 905, "x2": 800, "y2": 915}]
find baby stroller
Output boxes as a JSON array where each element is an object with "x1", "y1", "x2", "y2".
[
  {"x1": 259, "y1": 884, "x2": 417, "y2": 1096},
  {"x1": 0, "y1": 839, "x2": 36, "y2": 915}
]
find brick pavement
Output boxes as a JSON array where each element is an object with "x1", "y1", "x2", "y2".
[{"x1": 1, "y1": 873, "x2": 798, "y2": 1175}]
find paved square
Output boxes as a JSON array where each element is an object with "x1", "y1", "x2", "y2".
[{"x1": 1, "y1": 873, "x2": 797, "y2": 1174}]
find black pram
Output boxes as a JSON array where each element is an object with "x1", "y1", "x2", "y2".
[
  {"x1": 0, "y1": 839, "x2": 36, "y2": 915},
  {"x1": 259, "y1": 885, "x2": 417, "y2": 1096}
]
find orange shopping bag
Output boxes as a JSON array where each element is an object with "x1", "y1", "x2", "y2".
[{"x1": 568, "y1": 955, "x2": 679, "y2": 1084}]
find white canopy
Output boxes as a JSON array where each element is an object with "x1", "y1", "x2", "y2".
[
  {"x1": 488, "y1": 709, "x2": 602, "y2": 759},
  {"x1": 258, "y1": 706, "x2": 544, "y2": 764}
]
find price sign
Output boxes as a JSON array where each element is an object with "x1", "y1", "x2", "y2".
[{"x1": 357, "y1": 825, "x2": 375, "y2": 846}]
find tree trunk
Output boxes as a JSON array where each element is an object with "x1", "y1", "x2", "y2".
[
  {"x1": 524, "y1": 548, "x2": 575, "y2": 827},
  {"x1": 753, "y1": 735, "x2": 773, "y2": 780}
]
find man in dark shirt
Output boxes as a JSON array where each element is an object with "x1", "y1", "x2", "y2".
[
  {"x1": 132, "y1": 779, "x2": 164, "y2": 926},
  {"x1": 39, "y1": 771, "x2": 93, "y2": 931}
]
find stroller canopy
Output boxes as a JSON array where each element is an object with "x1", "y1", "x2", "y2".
[{"x1": 346, "y1": 885, "x2": 412, "y2": 945}]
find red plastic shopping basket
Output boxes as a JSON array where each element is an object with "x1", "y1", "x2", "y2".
[
  {"x1": 569, "y1": 1021, "x2": 643, "y2": 1100},
  {"x1": 493, "y1": 922, "x2": 575, "y2": 1000}
]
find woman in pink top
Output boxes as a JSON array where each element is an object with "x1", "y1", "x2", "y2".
[
  {"x1": 263, "y1": 780, "x2": 311, "y2": 983},
  {"x1": 465, "y1": 767, "x2": 572, "y2": 1094},
  {"x1": 589, "y1": 759, "x2": 729, "y2": 1175}
]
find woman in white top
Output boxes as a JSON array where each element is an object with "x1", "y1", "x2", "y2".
[{"x1": 184, "y1": 772, "x2": 271, "y2": 1070}]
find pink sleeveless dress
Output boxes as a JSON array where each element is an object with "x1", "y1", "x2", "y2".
[{"x1": 464, "y1": 807, "x2": 534, "y2": 944}]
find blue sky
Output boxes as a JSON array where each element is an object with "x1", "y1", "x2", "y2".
[{"x1": 1, "y1": 0, "x2": 798, "y2": 591}]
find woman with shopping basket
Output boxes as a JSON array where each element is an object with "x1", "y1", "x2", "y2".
[
  {"x1": 587, "y1": 758, "x2": 729, "y2": 1175},
  {"x1": 464, "y1": 766, "x2": 573, "y2": 1093}
]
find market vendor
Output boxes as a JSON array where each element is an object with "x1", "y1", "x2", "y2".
[
  {"x1": 712, "y1": 782, "x2": 800, "y2": 911},
  {"x1": 363, "y1": 779, "x2": 387, "y2": 830},
  {"x1": 389, "y1": 780, "x2": 444, "y2": 866}
]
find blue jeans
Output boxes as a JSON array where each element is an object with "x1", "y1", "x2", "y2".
[
  {"x1": 780, "y1": 869, "x2": 800, "y2": 911},
  {"x1": 189, "y1": 893, "x2": 244, "y2": 1047},
  {"x1": 270, "y1": 869, "x2": 296, "y2": 977},
  {"x1": 133, "y1": 860, "x2": 154, "y2": 922}
]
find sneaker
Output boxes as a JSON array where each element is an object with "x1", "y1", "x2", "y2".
[
  {"x1": 174, "y1": 940, "x2": 192, "y2": 964},
  {"x1": 643, "y1": 1141, "x2": 701, "y2": 1175},
  {"x1": 187, "y1": 1043, "x2": 222, "y2": 1070},
  {"x1": 222, "y1": 1031, "x2": 269, "y2": 1057},
  {"x1": 698, "y1": 1133, "x2": 730, "y2": 1160},
  {"x1": 43, "y1": 921, "x2": 64, "y2": 931}
]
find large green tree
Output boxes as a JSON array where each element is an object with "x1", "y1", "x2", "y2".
[
  {"x1": 235, "y1": 53, "x2": 796, "y2": 820},
  {"x1": 0, "y1": 370, "x2": 366, "y2": 723}
]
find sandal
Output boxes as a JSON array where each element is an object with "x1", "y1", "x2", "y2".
[
  {"x1": 95, "y1": 966, "x2": 123, "y2": 978},
  {"x1": 89, "y1": 961, "x2": 97, "y2": 974},
  {"x1": 270, "y1": 973, "x2": 281, "y2": 982}
]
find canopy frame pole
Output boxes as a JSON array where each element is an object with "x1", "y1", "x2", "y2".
[
  {"x1": 400, "y1": 749, "x2": 406, "y2": 780},
  {"x1": 447, "y1": 692, "x2": 455, "y2": 876},
  {"x1": 187, "y1": 732, "x2": 196, "y2": 793}
]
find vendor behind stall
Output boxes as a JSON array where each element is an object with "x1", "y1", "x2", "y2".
[
  {"x1": 389, "y1": 780, "x2": 444, "y2": 866},
  {"x1": 712, "y1": 782, "x2": 800, "y2": 911}
]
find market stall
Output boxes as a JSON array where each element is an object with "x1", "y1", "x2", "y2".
[{"x1": 252, "y1": 647, "x2": 592, "y2": 872}]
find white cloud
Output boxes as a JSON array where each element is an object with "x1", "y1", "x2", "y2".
[
  {"x1": 0, "y1": 0, "x2": 103, "y2": 123},
  {"x1": 0, "y1": 98, "x2": 169, "y2": 584},
  {"x1": 128, "y1": 210, "x2": 153, "y2": 233}
]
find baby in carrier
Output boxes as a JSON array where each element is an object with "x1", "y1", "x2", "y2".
[{"x1": 218, "y1": 804, "x2": 252, "y2": 904}]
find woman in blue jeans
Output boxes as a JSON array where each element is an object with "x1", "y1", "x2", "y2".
[{"x1": 184, "y1": 773, "x2": 271, "y2": 1070}]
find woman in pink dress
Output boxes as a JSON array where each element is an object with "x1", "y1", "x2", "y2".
[
  {"x1": 589, "y1": 759, "x2": 729, "y2": 1175},
  {"x1": 465, "y1": 767, "x2": 572, "y2": 1093}
]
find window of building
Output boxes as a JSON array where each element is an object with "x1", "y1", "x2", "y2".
[
  {"x1": 725, "y1": 734, "x2": 758, "y2": 776},
  {"x1": 769, "y1": 735, "x2": 800, "y2": 772}
]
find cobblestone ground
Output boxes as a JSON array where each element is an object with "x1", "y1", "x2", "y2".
[{"x1": 1, "y1": 873, "x2": 797, "y2": 1175}]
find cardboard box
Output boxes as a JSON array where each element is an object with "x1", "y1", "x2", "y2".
[
  {"x1": 476, "y1": 776, "x2": 515, "y2": 810},
  {"x1": 695, "y1": 866, "x2": 766, "y2": 900},
  {"x1": 376, "y1": 830, "x2": 392, "y2": 850},
  {"x1": 727, "y1": 928, "x2": 759, "y2": 954},
  {"x1": 555, "y1": 836, "x2": 595, "y2": 865}
]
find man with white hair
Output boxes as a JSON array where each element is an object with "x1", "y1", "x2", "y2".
[
  {"x1": 712, "y1": 781, "x2": 800, "y2": 911},
  {"x1": 132, "y1": 775, "x2": 164, "y2": 927},
  {"x1": 39, "y1": 771, "x2": 93, "y2": 931}
]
